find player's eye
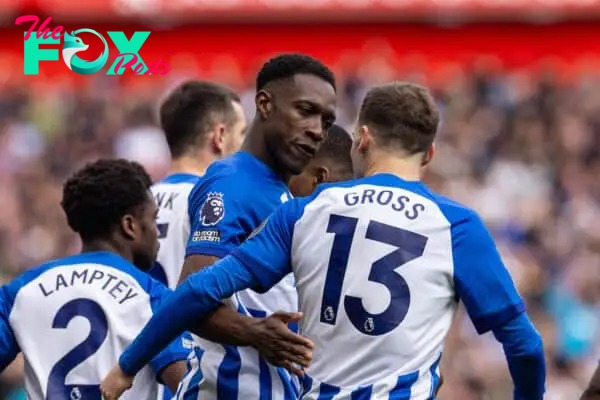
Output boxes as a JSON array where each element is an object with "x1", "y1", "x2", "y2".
[{"x1": 297, "y1": 104, "x2": 314, "y2": 116}]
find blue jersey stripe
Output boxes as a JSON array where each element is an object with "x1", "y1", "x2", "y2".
[
  {"x1": 182, "y1": 348, "x2": 205, "y2": 400},
  {"x1": 317, "y1": 382, "x2": 341, "y2": 399},
  {"x1": 245, "y1": 307, "x2": 274, "y2": 400},
  {"x1": 389, "y1": 370, "x2": 419, "y2": 400},
  {"x1": 351, "y1": 385, "x2": 373, "y2": 399},
  {"x1": 161, "y1": 385, "x2": 172, "y2": 400},
  {"x1": 300, "y1": 375, "x2": 313, "y2": 397},
  {"x1": 258, "y1": 345, "x2": 272, "y2": 400},
  {"x1": 216, "y1": 344, "x2": 241, "y2": 399},
  {"x1": 427, "y1": 354, "x2": 442, "y2": 399},
  {"x1": 276, "y1": 368, "x2": 299, "y2": 399}
]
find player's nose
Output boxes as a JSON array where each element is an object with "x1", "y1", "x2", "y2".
[{"x1": 305, "y1": 118, "x2": 326, "y2": 142}]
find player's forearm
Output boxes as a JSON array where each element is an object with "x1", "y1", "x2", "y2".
[
  {"x1": 119, "y1": 257, "x2": 257, "y2": 376},
  {"x1": 191, "y1": 304, "x2": 262, "y2": 346},
  {"x1": 493, "y1": 313, "x2": 546, "y2": 400},
  {"x1": 177, "y1": 254, "x2": 219, "y2": 286},
  {"x1": 159, "y1": 360, "x2": 188, "y2": 394}
]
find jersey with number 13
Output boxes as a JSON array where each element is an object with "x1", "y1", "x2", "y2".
[{"x1": 231, "y1": 173, "x2": 525, "y2": 399}]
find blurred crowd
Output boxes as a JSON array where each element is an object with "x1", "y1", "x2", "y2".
[{"x1": 1, "y1": 56, "x2": 600, "y2": 399}]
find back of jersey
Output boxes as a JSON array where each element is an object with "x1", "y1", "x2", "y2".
[
  {"x1": 4, "y1": 252, "x2": 169, "y2": 400},
  {"x1": 151, "y1": 173, "x2": 200, "y2": 289},
  {"x1": 292, "y1": 175, "x2": 455, "y2": 399}
]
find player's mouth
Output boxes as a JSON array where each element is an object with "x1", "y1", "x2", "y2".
[{"x1": 295, "y1": 143, "x2": 317, "y2": 159}]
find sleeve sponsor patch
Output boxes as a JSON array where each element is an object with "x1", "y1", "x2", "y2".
[{"x1": 191, "y1": 229, "x2": 221, "y2": 243}]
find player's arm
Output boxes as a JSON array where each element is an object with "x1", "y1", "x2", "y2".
[
  {"x1": 581, "y1": 365, "x2": 600, "y2": 400},
  {"x1": 150, "y1": 336, "x2": 188, "y2": 393},
  {"x1": 453, "y1": 211, "x2": 545, "y2": 400},
  {"x1": 142, "y1": 282, "x2": 192, "y2": 392},
  {"x1": 0, "y1": 286, "x2": 21, "y2": 372},
  {"x1": 178, "y1": 183, "x2": 307, "y2": 351},
  {"x1": 101, "y1": 202, "x2": 305, "y2": 399},
  {"x1": 180, "y1": 253, "x2": 303, "y2": 355},
  {"x1": 178, "y1": 254, "x2": 252, "y2": 346}
]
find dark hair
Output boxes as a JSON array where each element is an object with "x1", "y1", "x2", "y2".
[
  {"x1": 358, "y1": 82, "x2": 439, "y2": 155},
  {"x1": 316, "y1": 124, "x2": 352, "y2": 171},
  {"x1": 256, "y1": 53, "x2": 336, "y2": 92},
  {"x1": 160, "y1": 80, "x2": 241, "y2": 158},
  {"x1": 61, "y1": 159, "x2": 153, "y2": 241}
]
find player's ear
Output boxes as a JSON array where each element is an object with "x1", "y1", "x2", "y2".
[
  {"x1": 314, "y1": 165, "x2": 329, "y2": 186},
  {"x1": 422, "y1": 142, "x2": 435, "y2": 166},
  {"x1": 255, "y1": 90, "x2": 273, "y2": 120},
  {"x1": 210, "y1": 123, "x2": 226, "y2": 156},
  {"x1": 357, "y1": 125, "x2": 372, "y2": 154},
  {"x1": 120, "y1": 214, "x2": 137, "y2": 241}
]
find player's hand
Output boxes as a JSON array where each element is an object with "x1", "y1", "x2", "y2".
[
  {"x1": 250, "y1": 311, "x2": 314, "y2": 377},
  {"x1": 100, "y1": 365, "x2": 134, "y2": 400}
]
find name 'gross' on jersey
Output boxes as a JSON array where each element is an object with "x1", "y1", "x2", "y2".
[{"x1": 289, "y1": 178, "x2": 461, "y2": 396}]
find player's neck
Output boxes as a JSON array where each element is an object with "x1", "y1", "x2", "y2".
[
  {"x1": 241, "y1": 129, "x2": 292, "y2": 183},
  {"x1": 168, "y1": 152, "x2": 216, "y2": 177},
  {"x1": 365, "y1": 152, "x2": 423, "y2": 182},
  {"x1": 80, "y1": 240, "x2": 133, "y2": 263}
]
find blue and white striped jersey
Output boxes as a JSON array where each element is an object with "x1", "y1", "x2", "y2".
[
  {"x1": 222, "y1": 173, "x2": 525, "y2": 399},
  {"x1": 177, "y1": 151, "x2": 298, "y2": 400},
  {"x1": 0, "y1": 251, "x2": 189, "y2": 400},
  {"x1": 150, "y1": 173, "x2": 201, "y2": 400},
  {"x1": 150, "y1": 173, "x2": 201, "y2": 289}
]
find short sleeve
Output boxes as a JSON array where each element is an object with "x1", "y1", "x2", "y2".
[
  {"x1": 186, "y1": 176, "x2": 247, "y2": 259},
  {"x1": 230, "y1": 198, "x2": 306, "y2": 292},
  {"x1": 149, "y1": 333, "x2": 191, "y2": 381},
  {"x1": 0, "y1": 285, "x2": 19, "y2": 371},
  {"x1": 145, "y1": 279, "x2": 190, "y2": 378},
  {"x1": 452, "y1": 212, "x2": 525, "y2": 334}
]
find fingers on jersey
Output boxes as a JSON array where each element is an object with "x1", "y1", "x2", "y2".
[{"x1": 250, "y1": 311, "x2": 313, "y2": 373}]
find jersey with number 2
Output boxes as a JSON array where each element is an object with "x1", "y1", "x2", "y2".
[
  {"x1": 230, "y1": 173, "x2": 525, "y2": 399},
  {"x1": 0, "y1": 251, "x2": 188, "y2": 400}
]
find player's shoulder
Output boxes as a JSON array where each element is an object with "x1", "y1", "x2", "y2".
[
  {"x1": 416, "y1": 185, "x2": 482, "y2": 227},
  {"x1": 202, "y1": 152, "x2": 252, "y2": 180},
  {"x1": 157, "y1": 173, "x2": 201, "y2": 186},
  {"x1": 280, "y1": 178, "x2": 373, "y2": 222},
  {"x1": 304, "y1": 173, "x2": 481, "y2": 226},
  {"x1": 0, "y1": 252, "x2": 160, "y2": 308},
  {"x1": 152, "y1": 173, "x2": 201, "y2": 193},
  {"x1": 190, "y1": 153, "x2": 261, "y2": 202}
]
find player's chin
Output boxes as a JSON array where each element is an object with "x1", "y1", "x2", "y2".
[{"x1": 283, "y1": 154, "x2": 311, "y2": 176}]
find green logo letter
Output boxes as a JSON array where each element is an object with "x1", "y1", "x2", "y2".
[
  {"x1": 107, "y1": 32, "x2": 150, "y2": 75},
  {"x1": 23, "y1": 31, "x2": 59, "y2": 75}
]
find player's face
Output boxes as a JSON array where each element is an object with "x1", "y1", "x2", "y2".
[
  {"x1": 223, "y1": 101, "x2": 247, "y2": 156},
  {"x1": 131, "y1": 192, "x2": 160, "y2": 271},
  {"x1": 264, "y1": 74, "x2": 336, "y2": 175}
]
